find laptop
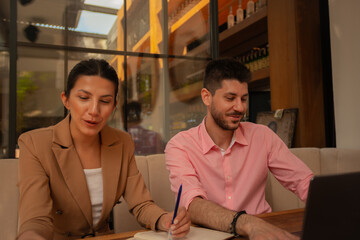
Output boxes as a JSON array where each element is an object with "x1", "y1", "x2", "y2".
[{"x1": 300, "y1": 171, "x2": 360, "y2": 240}]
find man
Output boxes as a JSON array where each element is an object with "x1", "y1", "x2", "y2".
[
  {"x1": 165, "y1": 58, "x2": 313, "y2": 239},
  {"x1": 124, "y1": 101, "x2": 165, "y2": 155}
]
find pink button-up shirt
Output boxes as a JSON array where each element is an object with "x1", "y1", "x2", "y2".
[{"x1": 165, "y1": 119, "x2": 313, "y2": 214}]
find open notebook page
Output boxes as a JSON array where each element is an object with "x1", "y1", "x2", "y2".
[{"x1": 132, "y1": 226, "x2": 233, "y2": 240}]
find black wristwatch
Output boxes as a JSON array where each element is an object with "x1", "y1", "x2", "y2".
[{"x1": 230, "y1": 210, "x2": 247, "y2": 236}]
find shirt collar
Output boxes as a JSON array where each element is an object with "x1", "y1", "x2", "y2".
[{"x1": 199, "y1": 117, "x2": 249, "y2": 155}]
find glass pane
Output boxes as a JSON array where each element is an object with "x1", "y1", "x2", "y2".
[
  {"x1": 0, "y1": 0, "x2": 9, "y2": 158},
  {"x1": 66, "y1": 52, "x2": 125, "y2": 130},
  {"x1": 168, "y1": 0, "x2": 210, "y2": 57},
  {"x1": 0, "y1": 51, "x2": 9, "y2": 158},
  {"x1": 0, "y1": 0, "x2": 8, "y2": 46},
  {"x1": 17, "y1": 0, "x2": 69, "y2": 45},
  {"x1": 126, "y1": 0, "x2": 164, "y2": 54},
  {"x1": 17, "y1": 0, "x2": 123, "y2": 50},
  {"x1": 125, "y1": 56, "x2": 165, "y2": 155},
  {"x1": 168, "y1": 58, "x2": 207, "y2": 138},
  {"x1": 16, "y1": 47, "x2": 65, "y2": 137}
]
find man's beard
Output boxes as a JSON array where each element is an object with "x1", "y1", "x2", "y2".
[{"x1": 210, "y1": 104, "x2": 243, "y2": 131}]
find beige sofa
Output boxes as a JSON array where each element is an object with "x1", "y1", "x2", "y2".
[
  {"x1": 1, "y1": 148, "x2": 360, "y2": 239},
  {"x1": 113, "y1": 148, "x2": 360, "y2": 233}
]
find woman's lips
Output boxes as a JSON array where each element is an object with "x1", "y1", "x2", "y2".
[{"x1": 84, "y1": 119, "x2": 99, "y2": 127}]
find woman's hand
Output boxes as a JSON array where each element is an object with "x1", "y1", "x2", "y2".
[{"x1": 157, "y1": 206, "x2": 191, "y2": 238}]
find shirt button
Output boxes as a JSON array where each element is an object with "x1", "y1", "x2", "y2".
[
  {"x1": 227, "y1": 176, "x2": 230, "y2": 180},
  {"x1": 228, "y1": 196, "x2": 231, "y2": 200}
]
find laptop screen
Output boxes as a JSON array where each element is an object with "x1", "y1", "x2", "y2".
[{"x1": 301, "y1": 171, "x2": 360, "y2": 240}]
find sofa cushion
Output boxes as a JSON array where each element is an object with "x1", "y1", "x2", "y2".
[
  {"x1": 321, "y1": 148, "x2": 360, "y2": 175},
  {"x1": 0, "y1": 159, "x2": 19, "y2": 240},
  {"x1": 146, "y1": 154, "x2": 174, "y2": 212},
  {"x1": 113, "y1": 156, "x2": 150, "y2": 233}
]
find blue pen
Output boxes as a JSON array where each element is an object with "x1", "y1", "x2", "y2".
[
  {"x1": 171, "y1": 184, "x2": 182, "y2": 224},
  {"x1": 168, "y1": 184, "x2": 183, "y2": 240}
]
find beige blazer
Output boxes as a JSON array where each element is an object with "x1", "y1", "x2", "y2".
[{"x1": 17, "y1": 115, "x2": 166, "y2": 239}]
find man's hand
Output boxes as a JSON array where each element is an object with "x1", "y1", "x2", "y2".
[
  {"x1": 157, "y1": 206, "x2": 191, "y2": 238},
  {"x1": 239, "y1": 214, "x2": 299, "y2": 240}
]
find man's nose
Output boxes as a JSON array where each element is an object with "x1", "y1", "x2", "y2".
[{"x1": 233, "y1": 100, "x2": 245, "y2": 112}]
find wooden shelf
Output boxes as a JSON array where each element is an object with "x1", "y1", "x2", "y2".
[
  {"x1": 249, "y1": 68, "x2": 270, "y2": 91},
  {"x1": 219, "y1": 6, "x2": 268, "y2": 56},
  {"x1": 251, "y1": 67, "x2": 270, "y2": 83}
]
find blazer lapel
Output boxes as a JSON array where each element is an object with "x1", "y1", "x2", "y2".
[
  {"x1": 51, "y1": 115, "x2": 93, "y2": 227},
  {"x1": 97, "y1": 125, "x2": 123, "y2": 226}
]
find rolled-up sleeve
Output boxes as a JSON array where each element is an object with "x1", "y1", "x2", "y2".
[{"x1": 266, "y1": 128, "x2": 313, "y2": 202}]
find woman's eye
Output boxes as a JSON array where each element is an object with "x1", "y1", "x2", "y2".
[
  {"x1": 100, "y1": 100, "x2": 111, "y2": 104},
  {"x1": 79, "y1": 96, "x2": 88, "y2": 100}
]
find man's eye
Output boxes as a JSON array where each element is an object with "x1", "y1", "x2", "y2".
[
  {"x1": 226, "y1": 97, "x2": 234, "y2": 101},
  {"x1": 79, "y1": 96, "x2": 88, "y2": 100}
]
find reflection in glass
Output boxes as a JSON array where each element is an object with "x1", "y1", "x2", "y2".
[
  {"x1": 168, "y1": 58, "x2": 207, "y2": 138},
  {"x1": 16, "y1": 47, "x2": 65, "y2": 137},
  {"x1": 125, "y1": 56, "x2": 165, "y2": 155},
  {"x1": 125, "y1": 0, "x2": 164, "y2": 54},
  {"x1": 16, "y1": 0, "x2": 121, "y2": 50},
  {"x1": 168, "y1": 0, "x2": 210, "y2": 57}
]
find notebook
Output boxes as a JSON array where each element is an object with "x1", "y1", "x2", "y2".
[
  {"x1": 300, "y1": 171, "x2": 360, "y2": 240},
  {"x1": 131, "y1": 226, "x2": 233, "y2": 240}
]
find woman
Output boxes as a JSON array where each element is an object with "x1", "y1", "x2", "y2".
[{"x1": 17, "y1": 59, "x2": 190, "y2": 240}]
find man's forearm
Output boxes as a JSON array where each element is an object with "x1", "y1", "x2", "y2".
[
  {"x1": 188, "y1": 197, "x2": 247, "y2": 236},
  {"x1": 188, "y1": 197, "x2": 299, "y2": 240}
]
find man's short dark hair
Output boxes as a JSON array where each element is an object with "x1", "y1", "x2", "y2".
[
  {"x1": 203, "y1": 58, "x2": 251, "y2": 95},
  {"x1": 125, "y1": 101, "x2": 142, "y2": 122}
]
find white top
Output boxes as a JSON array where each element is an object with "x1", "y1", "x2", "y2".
[
  {"x1": 219, "y1": 133, "x2": 236, "y2": 156},
  {"x1": 83, "y1": 168, "x2": 103, "y2": 226}
]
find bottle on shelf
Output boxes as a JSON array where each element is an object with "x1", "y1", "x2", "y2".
[
  {"x1": 257, "y1": 0, "x2": 267, "y2": 9},
  {"x1": 236, "y1": 0, "x2": 244, "y2": 24},
  {"x1": 246, "y1": 0, "x2": 255, "y2": 18},
  {"x1": 237, "y1": 44, "x2": 269, "y2": 73},
  {"x1": 227, "y1": 6, "x2": 234, "y2": 29}
]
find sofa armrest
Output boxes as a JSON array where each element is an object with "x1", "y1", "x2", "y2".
[
  {"x1": 113, "y1": 156, "x2": 150, "y2": 233},
  {"x1": 0, "y1": 159, "x2": 19, "y2": 240}
]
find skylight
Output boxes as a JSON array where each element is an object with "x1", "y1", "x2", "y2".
[
  {"x1": 84, "y1": 0, "x2": 124, "y2": 10},
  {"x1": 75, "y1": 10, "x2": 117, "y2": 35}
]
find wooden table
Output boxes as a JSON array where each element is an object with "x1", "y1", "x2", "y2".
[{"x1": 89, "y1": 208, "x2": 304, "y2": 240}]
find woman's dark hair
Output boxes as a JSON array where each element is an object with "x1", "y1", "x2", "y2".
[
  {"x1": 204, "y1": 58, "x2": 251, "y2": 95},
  {"x1": 65, "y1": 59, "x2": 119, "y2": 104}
]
